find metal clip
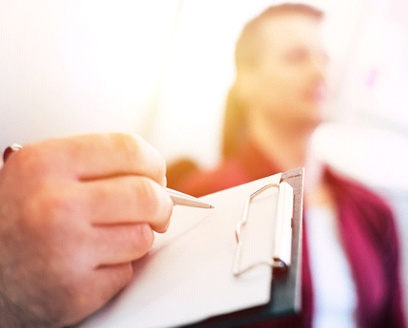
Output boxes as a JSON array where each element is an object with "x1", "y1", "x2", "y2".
[{"x1": 232, "y1": 182, "x2": 293, "y2": 277}]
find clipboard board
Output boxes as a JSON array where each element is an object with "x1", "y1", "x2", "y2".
[
  {"x1": 186, "y1": 167, "x2": 304, "y2": 327},
  {"x1": 79, "y1": 168, "x2": 304, "y2": 328}
]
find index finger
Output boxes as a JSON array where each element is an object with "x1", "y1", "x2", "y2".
[{"x1": 23, "y1": 133, "x2": 167, "y2": 185}]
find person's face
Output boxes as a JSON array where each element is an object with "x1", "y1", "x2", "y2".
[{"x1": 238, "y1": 13, "x2": 328, "y2": 129}]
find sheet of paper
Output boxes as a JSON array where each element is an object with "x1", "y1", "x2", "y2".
[{"x1": 79, "y1": 173, "x2": 283, "y2": 328}]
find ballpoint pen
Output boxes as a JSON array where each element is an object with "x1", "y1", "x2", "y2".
[
  {"x1": 3, "y1": 144, "x2": 213, "y2": 209},
  {"x1": 166, "y1": 187, "x2": 213, "y2": 208}
]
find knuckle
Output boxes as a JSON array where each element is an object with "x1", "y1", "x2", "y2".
[
  {"x1": 137, "y1": 179, "x2": 172, "y2": 230},
  {"x1": 11, "y1": 145, "x2": 53, "y2": 177},
  {"x1": 38, "y1": 193, "x2": 70, "y2": 221},
  {"x1": 128, "y1": 224, "x2": 154, "y2": 256},
  {"x1": 21, "y1": 184, "x2": 79, "y2": 234},
  {"x1": 111, "y1": 133, "x2": 166, "y2": 182},
  {"x1": 111, "y1": 133, "x2": 144, "y2": 164},
  {"x1": 138, "y1": 179, "x2": 162, "y2": 212},
  {"x1": 110, "y1": 132, "x2": 135, "y2": 153}
]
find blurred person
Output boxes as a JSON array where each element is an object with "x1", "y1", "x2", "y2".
[
  {"x1": 174, "y1": 3, "x2": 406, "y2": 328},
  {"x1": 0, "y1": 133, "x2": 173, "y2": 327}
]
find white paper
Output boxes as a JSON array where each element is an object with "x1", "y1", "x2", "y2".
[{"x1": 79, "y1": 173, "x2": 284, "y2": 328}]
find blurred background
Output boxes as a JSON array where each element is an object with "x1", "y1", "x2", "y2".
[{"x1": 1, "y1": 0, "x2": 407, "y2": 313}]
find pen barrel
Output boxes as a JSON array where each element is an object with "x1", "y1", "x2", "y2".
[{"x1": 166, "y1": 188, "x2": 213, "y2": 208}]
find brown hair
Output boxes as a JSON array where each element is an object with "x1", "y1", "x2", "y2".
[{"x1": 221, "y1": 3, "x2": 324, "y2": 158}]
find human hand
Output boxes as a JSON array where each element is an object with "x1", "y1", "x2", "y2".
[{"x1": 0, "y1": 133, "x2": 173, "y2": 327}]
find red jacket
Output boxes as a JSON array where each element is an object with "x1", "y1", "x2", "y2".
[{"x1": 175, "y1": 141, "x2": 406, "y2": 328}]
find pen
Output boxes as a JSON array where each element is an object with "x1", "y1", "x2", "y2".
[
  {"x1": 166, "y1": 188, "x2": 213, "y2": 209},
  {"x1": 3, "y1": 144, "x2": 214, "y2": 209}
]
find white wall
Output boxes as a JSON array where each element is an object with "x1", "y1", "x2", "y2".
[
  {"x1": 1, "y1": 0, "x2": 367, "y2": 166},
  {"x1": 0, "y1": 0, "x2": 179, "y2": 149}
]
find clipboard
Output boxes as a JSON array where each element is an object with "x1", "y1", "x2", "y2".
[
  {"x1": 79, "y1": 168, "x2": 304, "y2": 328},
  {"x1": 186, "y1": 167, "x2": 304, "y2": 327}
]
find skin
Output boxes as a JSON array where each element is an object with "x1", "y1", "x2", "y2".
[
  {"x1": 238, "y1": 14, "x2": 328, "y2": 131},
  {"x1": 0, "y1": 133, "x2": 173, "y2": 327},
  {"x1": 236, "y1": 13, "x2": 334, "y2": 205}
]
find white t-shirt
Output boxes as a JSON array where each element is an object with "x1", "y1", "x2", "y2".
[{"x1": 306, "y1": 206, "x2": 358, "y2": 328}]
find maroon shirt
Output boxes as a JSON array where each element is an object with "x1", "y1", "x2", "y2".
[{"x1": 175, "y1": 141, "x2": 406, "y2": 328}]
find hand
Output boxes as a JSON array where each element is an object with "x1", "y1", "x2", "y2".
[{"x1": 0, "y1": 133, "x2": 173, "y2": 327}]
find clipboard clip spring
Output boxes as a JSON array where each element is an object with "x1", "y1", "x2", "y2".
[{"x1": 232, "y1": 182, "x2": 292, "y2": 277}]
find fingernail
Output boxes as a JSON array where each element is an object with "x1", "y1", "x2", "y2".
[{"x1": 3, "y1": 144, "x2": 23, "y2": 162}]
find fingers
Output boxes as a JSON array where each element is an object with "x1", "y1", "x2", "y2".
[
  {"x1": 60, "y1": 263, "x2": 135, "y2": 327},
  {"x1": 17, "y1": 133, "x2": 167, "y2": 185},
  {"x1": 4, "y1": 133, "x2": 172, "y2": 232},
  {"x1": 0, "y1": 133, "x2": 172, "y2": 327},
  {"x1": 81, "y1": 176, "x2": 173, "y2": 233},
  {"x1": 91, "y1": 223, "x2": 154, "y2": 267}
]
